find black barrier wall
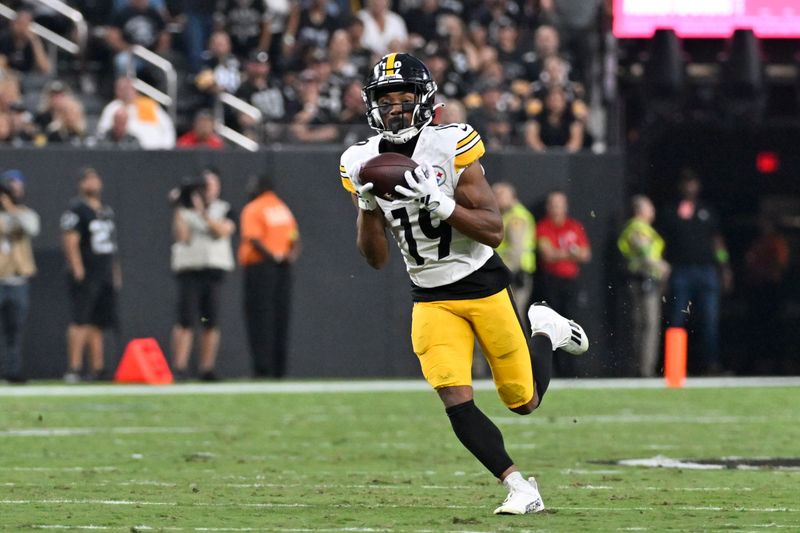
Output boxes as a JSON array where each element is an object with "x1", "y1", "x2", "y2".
[{"x1": 0, "y1": 147, "x2": 625, "y2": 379}]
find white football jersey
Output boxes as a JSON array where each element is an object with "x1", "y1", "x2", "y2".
[{"x1": 340, "y1": 123, "x2": 492, "y2": 288}]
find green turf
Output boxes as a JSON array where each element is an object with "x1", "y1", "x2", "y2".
[{"x1": 1, "y1": 385, "x2": 799, "y2": 532}]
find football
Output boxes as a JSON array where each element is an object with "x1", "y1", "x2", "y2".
[{"x1": 359, "y1": 152, "x2": 418, "y2": 201}]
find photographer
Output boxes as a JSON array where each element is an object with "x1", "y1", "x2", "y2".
[
  {"x1": 170, "y1": 168, "x2": 235, "y2": 381},
  {"x1": 0, "y1": 170, "x2": 39, "y2": 384}
]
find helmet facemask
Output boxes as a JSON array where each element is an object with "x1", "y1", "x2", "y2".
[{"x1": 362, "y1": 67, "x2": 438, "y2": 144}]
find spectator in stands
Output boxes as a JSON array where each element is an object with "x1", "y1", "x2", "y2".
[
  {"x1": 437, "y1": 14, "x2": 480, "y2": 80},
  {"x1": 530, "y1": 55, "x2": 584, "y2": 103},
  {"x1": 467, "y1": 21, "x2": 497, "y2": 74},
  {"x1": 357, "y1": 0, "x2": 408, "y2": 56},
  {"x1": 170, "y1": 168, "x2": 236, "y2": 381},
  {"x1": 0, "y1": 7, "x2": 51, "y2": 75},
  {"x1": 239, "y1": 174, "x2": 300, "y2": 379},
  {"x1": 177, "y1": 109, "x2": 224, "y2": 149},
  {"x1": 106, "y1": 0, "x2": 170, "y2": 77},
  {"x1": 45, "y1": 96, "x2": 87, "y2": 146},
  {"x1": 215, "y1": 0, "x2": 271, "y2": 60},
  {"x1": 494, "y1": 18, "x2": 526, "y2": 81},
  {"x1": 438, "y1": 97, "x2": 467, "y2": 124},
  {"x1": 538, "y1": 0, "x2": 604, "y2": 93},
  {"x1": 195, "y1": 31, "x2": 242, "y2": 98},
  {"x1": 4, "y1": 101, "x2": 37, "y2": 145},
  {"x1": 659, "y1": 169, "x2": 733, "y2": 375},
  {"x1": 467, "y1": 81, "x2": 514, "y2": 149},
  {"x1": 34, "y1": 79, "x2": 70, "y2": 133},
  {"x1": 336, "y1": 79, "x2": 371, "y2": 144},
  {"x1": 327, "y1": 30, "x2": 359, "y2": 84},
  {"x1": 96, "y1": 77, "x2": 176, "y2": 149},
  {"x1": 182, "y1": 0, "x2": 217, "y2": 73},
  {"x1": 617, "y1": 195, "x2": 670, "y2": 377},
  {"x1": 342, "y1": 16, "x2": 372, "y2": 77},
  {"x1": 96, "y1": 106, "x2": 140, "y2": 148},
  {"x1": 61, "y1": 168, "x2": 121, "y2": 383},
  {"x1": 536, "y1": 190, "x2": 591, "y2": 375},
  {"x1": 523, "y1": 24, "x2": 564, "y2": 83},
  {"x1": 404, "y1": 0, "x2": 443, "y2": 50},
  {"x1": 263, "y1": 0, "x2": 292, "y2": 70},
  {"x1": 283, "y1": 0, "x2": 342, "y2": 65},
  {"x1": 425, "y1": 49, "x2": 466, "y2": 100},
  {"x1": 493, "y1": 182, "x2": 536, "y2": 315},
  {"x1": 0, "y1": 169, "x2": 39, "y2": 384},
  {"x1": 525, "y1": 86, "x2": 585, "y2": 152},
  {"x1": 287, "y1": 69, "x2": 338, "y2": 143},
  {"x1": 469, "y1": 0, "x2": 526, "y2": 40},
  {"x1": 0, "y1": 68, "x2": 20, "y2": 110},
  {"x1": 0, "y1": 74, "x2": 35, "y2": 145},
  {"x1": 304, "y1": 50, "x2": 344, "y2": 116},
  {"x1": 235, "y1": 50, "x2": 286, "y2": 139}
]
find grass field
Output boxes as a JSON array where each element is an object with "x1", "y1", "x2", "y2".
[{"x1": 1, "y1": 381, "x2": 799, "y2": 532}]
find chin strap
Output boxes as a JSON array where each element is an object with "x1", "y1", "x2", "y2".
[{"x1": 381, "y1": 126, "x2": 419, "y2": 144}]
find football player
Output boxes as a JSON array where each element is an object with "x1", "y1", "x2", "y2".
[{"x1": 339, "y1": 53, "x2": 588, "y2": 515}]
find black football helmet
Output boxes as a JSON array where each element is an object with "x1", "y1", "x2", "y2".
[{"x1": 362, "y1": 53, "x2": 438, "y2": 144}]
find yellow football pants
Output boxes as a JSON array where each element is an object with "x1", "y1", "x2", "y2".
[{"x1": 411, "y1": 288, "x2": 534, "y2": 408}]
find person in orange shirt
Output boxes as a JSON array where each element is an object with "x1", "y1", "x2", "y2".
[{"x1": 239, "y1": 174, "x2": 301, "y2": 378}]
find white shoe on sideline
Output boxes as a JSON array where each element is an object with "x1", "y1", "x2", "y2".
[
  {"x1": 494, "y1": 474, "x2": 545, "y2": 515},
  {"x1": 528, "y1": 302, "x2": 589, "y2": 355}
]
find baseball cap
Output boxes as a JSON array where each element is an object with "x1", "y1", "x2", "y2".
[{"x1": 0, "y1": 169, "x2": 26, "y2": 183}]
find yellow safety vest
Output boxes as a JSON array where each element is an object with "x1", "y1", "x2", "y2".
[
  {"x1": 617, "y1": 218, "x2": 665, "y2": 278},
  {"x1": 498, "y1": 203, "x2": 536, "y2": 274}
]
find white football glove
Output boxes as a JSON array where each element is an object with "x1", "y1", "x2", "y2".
[
  {"x1": 349, "y1": 161, "x2": 378, "y2": 211},
  {"x1": 394, "y1": 162, "x2": 456, "y2": 219}
]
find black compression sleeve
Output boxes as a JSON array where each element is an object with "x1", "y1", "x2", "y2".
[
  {"x1": 445, "y1": 400, "x2": 514, "y2": 478},
  {"x1": 531, "y1": 334, "x2": 554, "y2": 402}
]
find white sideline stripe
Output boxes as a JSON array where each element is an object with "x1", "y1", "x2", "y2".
[
  {"x1": 25, "y1": 524, "x2": 396, "y2": 533},
  {"x1": 0, "y1": 427, "x2": 204, "y2": 437},
  {"x1": 1, "y1": 480, "x2": 757, "y2": 492},
  {"x1": 558, "y1": 485, "x2": 755, "y2": 492},
  {"x1": 3, "y1": 499, "x2": 799, "y2": 513},
  {"x1": 1, "y1": 377, "x2": 799, "y2": 397},
  {"x1": 496, "y1": 414, "x2": 800, "y2": 425},
  {"x1": 0, "y1": 466, "x2": 118, "y2": 472}
]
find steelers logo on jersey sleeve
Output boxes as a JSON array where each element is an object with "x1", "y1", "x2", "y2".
[{"x1": 433, "y1": 165, "x2": 447, "y2": 186}]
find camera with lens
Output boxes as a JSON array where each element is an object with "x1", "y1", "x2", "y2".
[{"x1": 169, "y1": 176, "x2": 207, "y2": 208}]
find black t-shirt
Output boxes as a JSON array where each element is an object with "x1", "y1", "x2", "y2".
[
  {"x1": 60, "y1": 198, "x2": 117, "y2": 283},
  {"x1": 218, "y1": 0, "x2": 267, "y2": 58},
  {"x1": 112, "y1": 6, "x2": 165, "y2": 48},
  {"x1": 236, "y1": 79, "x2": 287, "y2": 122},
  {"x1": 533, "y1": 109, "x2": 576, "y2": 148},
  {"x1": 658, "y1": 200, "x2": 720, "y2": 266},
  {"x1": 296, "y1": 8, "x2": 341, "y2": 50},
  {"x1": 0, "y1": 32, "x2": 34, "y2": 72}
]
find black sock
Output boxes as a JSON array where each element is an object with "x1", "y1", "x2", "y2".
[
  {"x1": 445, "y1": 400, "x2": 514, "y2": 478},
  {"x1": 531, "y1": 334, "x2": 554, "y2": 402}
]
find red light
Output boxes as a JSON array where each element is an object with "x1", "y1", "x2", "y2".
[{"x1": 756, "y1": 151, "x2": 780, "y2": 174}]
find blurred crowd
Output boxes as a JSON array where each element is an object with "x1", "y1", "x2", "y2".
[{"x1": 0, "y1": 0, "x2": 609, "y2": 149}]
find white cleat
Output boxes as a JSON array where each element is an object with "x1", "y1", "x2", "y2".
[
  {"x1": 528, "y1": 302, "x2": 589, "y2": 355},
  {"x1": 494, "y1": 475, "x2": 545, "y2": 515}
]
